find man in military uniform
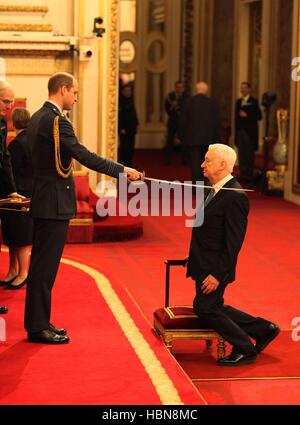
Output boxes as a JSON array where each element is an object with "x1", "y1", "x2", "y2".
[
  {"x1": 164, "y1": 80, "x2": 189, "y2": 165},
  {"x1": 0, "y1": 80, "x2": 21, "y2": 313},
  {"x1": 24, "y1": 72, "x2": 142, "y2": 343}
]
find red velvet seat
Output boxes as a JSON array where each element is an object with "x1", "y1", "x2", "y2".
[
  {"x1": 154, "y1": 306, "x2": 207, "y2": 329},
  {"x1": 66, "y1": 171, "x2": 143, "y2": 243},
  {"x1": 154, "y1": 306, "x2": 226, "y2": 358},
  {"x1": 153, "y1": 260, "x2": 226, "y2": 359},
  {"x1": 66, "y1": 171, "x2": 94, "y2": 243},
  {"x1": 73, "y1": 174, "x2": 93, "y2": 219}
]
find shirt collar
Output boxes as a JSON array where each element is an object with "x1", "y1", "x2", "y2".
[
  {"x1": 47, "y1": 100, "x2": 63, "y2": 114},
  {"x1": 242, "y1": 94, "x2": 250, "y2": 103},
  {"x1": 213, "y1": 174, "x2": 233, "y2": 194}
]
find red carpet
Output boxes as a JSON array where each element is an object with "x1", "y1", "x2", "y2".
[
  {"x1": 0, "y1": 252, "x2": 203, "y2": 405},
  {"x1": 1, "y1": 150, "x2": 300, "y2": 405},
  {"x1": 173, "y1": 330, "x2": 300, "y2": 379},
  {"x1": 61, "y1": 190, "x2": 300, "y2": 404}
]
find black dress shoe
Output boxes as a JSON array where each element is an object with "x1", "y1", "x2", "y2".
[
  {"x1": 0, "y1": 306, "x2": 8, "y2": 314},
  {"x1": 0, "y1": 276, "x2": 17, "y2": 287},
  {"x1": 4, "y1": 278, "x2": 27, "y2": 290},
  {"x1": 256, "y1": 324, "x2": 280, "y2": 353},
  {"x1": 27, "y1": 329, "x2": 70, "y2": 344},
  {"x1": 217, "y1": 352, "x2": 257, "y2": 366},
  {"x1": 49, "y1": 323, "x2": 67, "y2": 336}
]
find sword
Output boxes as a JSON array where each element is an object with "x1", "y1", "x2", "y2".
[{"x1": 140, "y1": 173, "x2": 254, "y2": 192}]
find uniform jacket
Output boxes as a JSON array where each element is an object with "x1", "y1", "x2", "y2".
[{"x1": 28, "y1": 101, "x2": 124, "y2": 220}]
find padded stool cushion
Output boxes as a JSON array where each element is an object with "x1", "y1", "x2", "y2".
[{"x1": 154, "y1": 306, "x2": 212, "y2": 330}]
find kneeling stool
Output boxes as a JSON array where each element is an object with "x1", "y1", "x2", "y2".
[{"x1": 153, "y1": 259, "x2": 226, "y2": 359}]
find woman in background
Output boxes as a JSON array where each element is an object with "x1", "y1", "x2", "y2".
[
  {"x1": 0, "y1": 108, "x2": 33, "y2": 289},
  {"x1": 118, "y1": 84, "x2": 139, "y2": 168}
]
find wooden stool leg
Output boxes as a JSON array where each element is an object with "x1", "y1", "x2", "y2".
[
  {"x1": 205, "y1": 339, "x2": 213, "y2": 349},
  {"x1": 217, "y1": 337, "x2": 226, "y2": 359},
  {"x1": 164, "y1": 335, "x2": 173, "y2": 352}
]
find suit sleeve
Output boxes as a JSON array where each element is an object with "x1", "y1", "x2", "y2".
[
  {"x1": 58, "y1": 117, "x2": 124, "y2": 179},
  {"x1": 8, "y1": 139, "x2": 24, "y2": 176},
  {"x1": 1, "y1": 136, "x2": 17, "y2": 194},
  {"x1": 213, "y1": 193, "x2": 249, "y2": 283}
]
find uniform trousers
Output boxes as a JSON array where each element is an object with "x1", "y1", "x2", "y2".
[{"x1": 24, "y1": 218, "x2": 69, "y2": 333}]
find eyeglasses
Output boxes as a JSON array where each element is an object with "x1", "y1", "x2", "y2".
[{"x1": 0, "y1": 98, "x2": 14, "y2": 105}]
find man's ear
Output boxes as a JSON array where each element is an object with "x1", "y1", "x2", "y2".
[{"x1": 220, "y1": 160, "x2": 226, "y2": 170}]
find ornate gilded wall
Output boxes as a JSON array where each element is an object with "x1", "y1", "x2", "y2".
[
  {"x1": 275, "y1": 0, "x2": 293, "y2": 110},
  {"x1": 211, "y1": 0, "x2": 235, "y2": 134}
]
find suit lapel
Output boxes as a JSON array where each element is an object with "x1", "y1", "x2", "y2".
[{"x1": 205, "y1": 177, "x2": 238, "y2": 210}]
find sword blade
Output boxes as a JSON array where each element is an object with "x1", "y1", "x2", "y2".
[{"x1": 142, "y1": 176, "x2": 254, "y2": 192}]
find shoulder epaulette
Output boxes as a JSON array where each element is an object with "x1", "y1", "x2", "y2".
[{"x1": 53, "y1": 115, "x2": 73, "y2": 178}]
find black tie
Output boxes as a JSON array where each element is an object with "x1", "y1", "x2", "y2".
[{"x1": 204, "y1": 188, "x2": 215, "y2": 207}]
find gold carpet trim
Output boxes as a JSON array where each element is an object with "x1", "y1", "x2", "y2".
[
  {"x1": 192, "y1": 376, "x2": 300, "y2": 382},
  {"x1": 61, "y1": 257, "x2": 183, "y2": 405}
]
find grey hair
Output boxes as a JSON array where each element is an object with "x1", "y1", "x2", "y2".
[
  {"x1": 0, "y1": 80, "x2": 11, "y2": 94},
  {"x1": 208, "y1": 143, "x2": 237, "y2": 172}
]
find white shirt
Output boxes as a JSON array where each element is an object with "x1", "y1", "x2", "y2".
[
  {"x1": 47, "y1": 100, "x2": 63, "y2": 115},
  {"x1": 241, "y1": 95, "x2": 250, "y2": 105},
  {"x1": 212, "y1": 174, "x2": 234, "y2": 195}
]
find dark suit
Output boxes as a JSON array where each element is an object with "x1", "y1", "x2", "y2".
[
  {"x1": 235, "y1": 96, "x2": 262, "y2": 181},
  {"x1": 1, "y1": 129, "x2": 33, "y2": 247},
  {"x1": 0, "y1": 117, "x2": 16, "y2": 197},
  {"x1": 188, "y1": 177, "x2": 271, "y2": 355},
  {"x1": 179, "y1": 94, "x2": 220, "y2": 183},
  {"x1": 118, "y1": 95, "x2": 139, "y2": 167},
  {"x1": 164, "y1": 91, "x2": 189, "y2": 163},
  {"x1": 8, "y1": 129, "x2": 33, "y2": 196},
  {"x1": 24, "y1": 102, "x2": 124, "y2": 333},
  {"x1": 0, "y1": 117, "x2": 16, "y2": 312}
]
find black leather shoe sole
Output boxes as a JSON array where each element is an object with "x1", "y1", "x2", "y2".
[{"x1": 217, "y1": 354, "x2": 257, "y2": 367}]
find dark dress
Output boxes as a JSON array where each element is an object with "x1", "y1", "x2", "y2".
[
  {"x1": 0, "y1": 117, "x2": 16, "y2": 197},
  {"x1": 1, "y1": 129, "x2": 33, "y2": 247},
  {"x1": 118, "y1": 95, "x2": 139, "y2": 167}
]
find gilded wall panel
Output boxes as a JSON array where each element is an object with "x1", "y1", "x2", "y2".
[
  {"x1": 106, "y1": 0, "x2": 119, "y2": 163},
  {"x1": 211, "y1": 0, "x2": 234, "y2": 130},
  {"x1": 3, "y1": 57, "x2": 72, "y2": 75}
]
